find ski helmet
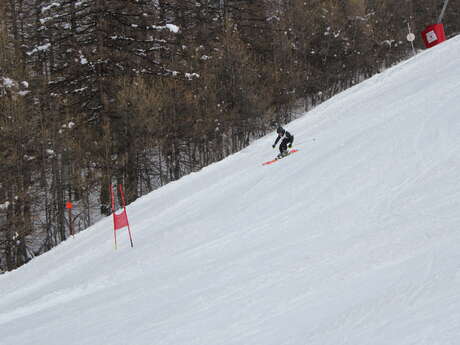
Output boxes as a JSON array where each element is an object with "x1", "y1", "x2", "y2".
[{"x1": 277, "y1": 126, "x2": 284, "y2": 134}]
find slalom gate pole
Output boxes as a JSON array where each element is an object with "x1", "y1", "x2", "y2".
[
  {"x1": 119, "y1": 184, "x2": 134, "y2": 248},
  {"x1": 438, "y1": 0, "x2": 450, "y2": 23},
  {"x1": 110, "y1": 184, "x2": 117, "y2": 250}
]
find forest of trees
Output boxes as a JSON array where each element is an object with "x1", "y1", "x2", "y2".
[{"x1": 1, "y1": 0, "x2": 459, "y2": 271}]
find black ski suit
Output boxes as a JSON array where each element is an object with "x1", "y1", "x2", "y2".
[{"x1": 273, "y1": 130, "x2": 294, "y2": 154}]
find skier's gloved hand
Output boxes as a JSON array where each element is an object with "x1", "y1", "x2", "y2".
[
  {"x1": 288, "y1": 144, "x2": 292, "y2": 149},
  {"x1": 272, "y1": 144, "x2": 275, "y2": 149}
]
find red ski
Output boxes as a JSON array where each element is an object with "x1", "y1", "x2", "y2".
[{"x1": 262, "y1": 149, "x2": 299, "y2": 166}]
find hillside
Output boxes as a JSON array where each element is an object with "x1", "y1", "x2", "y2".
[{"x1": 1, "y1": 36, "x2": 460, "y2": 345}]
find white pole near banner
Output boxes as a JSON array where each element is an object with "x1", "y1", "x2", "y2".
[
  {"x1": 437, "y1": 0, "x2": 450, "y2": 23},
  {"x1": 406, "y1": 23, "x2": 416, "y2": 56}
]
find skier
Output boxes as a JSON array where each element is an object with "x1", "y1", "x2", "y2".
[{"x1": 272, "y1": 126, "x2": 294, "y2": 159}]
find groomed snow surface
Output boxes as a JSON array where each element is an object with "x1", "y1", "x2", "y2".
[{"x1": 1, "y1": 36, "x2": 460, "y2": 345}]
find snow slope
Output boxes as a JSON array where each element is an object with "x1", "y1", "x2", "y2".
[{"x1": 1, "y1": 37, "x2": 460, "y2": 345}]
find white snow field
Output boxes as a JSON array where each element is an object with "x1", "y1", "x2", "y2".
[{"x1": 2, "y1": 36, "x2": 460, "y2": 345}]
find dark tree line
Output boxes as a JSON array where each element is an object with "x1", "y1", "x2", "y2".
[{"x1": 1, "y1": 0, "x2": 458, "y2": 271}]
